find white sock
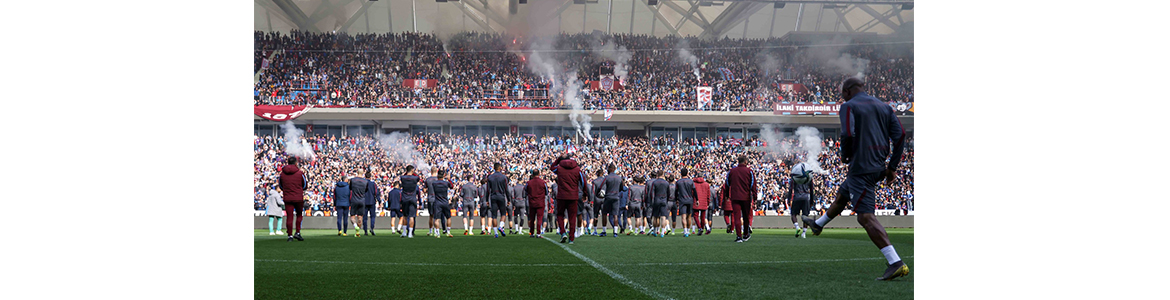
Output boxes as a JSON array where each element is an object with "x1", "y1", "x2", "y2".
[
  {"x1": 880, "y1": 245, "x2": 901, "y2": 265},
  {"x1": 794, "y1": 222, "x2": 802, "y2": 229},
  {"x1": 815, "y1": 215, "x2": 833, "y2": 227}
]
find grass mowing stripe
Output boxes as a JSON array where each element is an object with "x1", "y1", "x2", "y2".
[
  {"x1": 541, "y1": 235, "x2": 674, "y2": 300},
  {"x1": 254, "y1": 258, "x2": 587, "y2": 267}
]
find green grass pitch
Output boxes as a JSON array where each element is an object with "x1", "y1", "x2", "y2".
[{"x1": 255, "y1": 228, "x2": 913, "y2": 299}]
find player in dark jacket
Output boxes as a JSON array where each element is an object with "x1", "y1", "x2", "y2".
[
  {"x1": 802, "y1": 77, "x2": 909, "y2": 281},
  {"x1": 626, "y1": 176, "x2": 646, "y2": 235},
  {"x1": 487, "y1": 163, "x2": 512, "y2": 238},
  {"x1": 348, "y1": 174, "x2": 370, "y2": 237},
  {"x1": 362, "y1": 170, "x2": 381, "y2": 236},
  {"x1": 785, "y1": 167, "x2": 816, "y2": 239},
  {"x1": 387, "y1": 182, "x2": 403, "y2": 234},
  {"x1": 597, "y1": 164, "x2": 625, "y2": 237},
  {"x1": 278, "y1": 157, "x2": 308, "y2": 241},
  {"x1": 645, "y1": 171, "x2": 672, "y2": 237},
  {"x1": 398, "y1": 165, "x2": 421, "y2": 238},
  {"x1": 332, "y1": 178, "x2": 351, "y2": 236},
  {"x1": 430, "y1": 169, "x2": 455, "y2": 238},
  {"x1": 511, "y1": 177, "x2": 528, "y2": 235},
  {"x1": 674, "y1": 168, "x2": 697, "y2": 237},
  {"x1": 458, "y1": 176, "x2": 478, "y2": 235}
]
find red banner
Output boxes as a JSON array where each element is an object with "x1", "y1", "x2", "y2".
[
  {"x1": 402, "y1": 79, "x2": 438, "y2": 89},
  {"x1": 773, "y1": 102, "x2": 841, "y2": 115},
  {"x1": 254, "y1": 105, "x2": 313, "y2": 121},
  {"x1": 777, "y1": 82, "x2": 809, "y2": 94},
  {"x1": 589, "y1": 76, "x2": 623, "y2": 90}
]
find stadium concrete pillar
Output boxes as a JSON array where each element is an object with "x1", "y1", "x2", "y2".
[
  {"x1": 583, "y1": 1, "x2": 587, "y2": 32},
  {"x1": 607, "y1": 0, "x2": 613, "y2": 33},
  {"x1": 412, "y1": 0, "x2": 417, "y2": 32},
  {"x1": 365, "y1": 7, "x2": 370, "y2": 32},
  {"x1": 387, "y1": 1, "x2": 393, "y2": 32},
  {"x1": 768, "y1": 5, "x2": 776, "y2": 38},
  {"x1": 629, "y1": 0, "x2": 635, "y2": 33},
  {"x1": 742, "y1": 13, "x2": 749, "y2": 39},
  {"x1": 266, "y1": 10, "x2": 273, "y2": 31},
  {"x1": 815, "y1": 4, "x2": 825, "y2": 31},
  {"x1": 795, "y1": 3, "x2": 805, "y2": 31}
]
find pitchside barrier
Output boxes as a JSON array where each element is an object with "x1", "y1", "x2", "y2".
[{"x1": 253, "y1": 214, "x2": 913, "y2": 230}]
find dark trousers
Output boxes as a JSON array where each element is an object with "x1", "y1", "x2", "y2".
[
  {"x1": 284, "y1": 201, "x2": 304, "y2": 235},
  {"x1": 528, "y1": 207, "x2": 545, "y2": 234},
  {"x1": 555, "y1": 199, "x2": 579, "y2": 241},
  {"x1": 335, "y1": 206, "x2": 349, "y2": 232},
  {"x1": 731, "y1": 200, "x2": 753, "y2": 237}
]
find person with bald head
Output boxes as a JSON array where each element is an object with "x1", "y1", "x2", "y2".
[{"x1": 803, "y1": 76, "x2": 909, "y2": 281}]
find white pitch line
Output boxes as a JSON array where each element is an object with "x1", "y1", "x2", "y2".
[
  {"x1": 540, "y1": 236, "x2": 674, "y2": 300},
  {"x1": 254, "y1": 258, "x2": 586, "y2": 267},
  {"x1": 613, "y1": 255, "x2": 915, "y2": 266}
]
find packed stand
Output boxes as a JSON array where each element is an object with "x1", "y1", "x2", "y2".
[
  {"x1": 254, "y1": 133, "x2": 914, "y2": 217},
  {"x1": 254, "y1": 31, "x2": 913, "y2": 111}
]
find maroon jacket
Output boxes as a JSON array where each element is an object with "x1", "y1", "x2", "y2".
[
  {"x1": 721, "y1": 163, "x2": 757, "y2": 202},
  {"x1": 525, "y1": 177, "x2": 548, "y2": 208},
  {"x1": 278, "y1": 164, "x2": 308, "y2": 202},
  {"x1": 693, "y1": 177, "x2": 712, "y2": 210},
  {"x1": 550, "y1": 157, "x2": 587, "y2": 201}
]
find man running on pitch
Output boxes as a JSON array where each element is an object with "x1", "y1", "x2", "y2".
[{"x1": 802, "y1": 76, "x2": 910, "y2": 280}]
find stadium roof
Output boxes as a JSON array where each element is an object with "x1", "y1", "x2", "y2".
[{"x1": 254, "y1": 0, "x2": 913, "y2": 39}]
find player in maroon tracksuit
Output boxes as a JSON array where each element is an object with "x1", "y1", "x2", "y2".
[
  {"x1": 692, "y1": 176, "x2": 713, "y2": 236},
  {"x1": 278, "y1": 157, "x2": 309, "y2": 242},
  {"x1": 524, "y1": 169, "x2": 548, "y2": 238},
  {"x1": 721, "y1": 156, "x2": 758, "y2": 242},
  {"x1": 550, "y1": 153, "x2": 587, "y2": 244}
]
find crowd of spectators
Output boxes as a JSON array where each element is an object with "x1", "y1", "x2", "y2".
[
  {"x1": 254, "y1": 30, "x2": 913, "y2": 112},
  {"x1": 254, "y1": 132, "x2": 914, "y2": 217}
]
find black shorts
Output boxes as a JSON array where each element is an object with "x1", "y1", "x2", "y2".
[
  {"x1": 351, "y1": 203, "x2": 367, "y2": 217},
  {"x1": 434, "y1": 203, "x2": 451, "y2": 220},
  {"x1": 513, "y1": 206, "x2": 527, "y2": 220},
  {"x1": 490, "y1": 198, "x2": 508, "y2": 219},
  {"x1": 388, "y1": 209, "x2": 402, "y2": 218},
  {"x1": 427, "y1": 200, "x2": 437, "y2": 215},
  {"x1": 667, "y1": 202, "x2": 676, "y2": 215},
  {"x1": 402, "y1": 201, "x2": 418, "y2": 217},
  {"x1": 479, "y1": 203, "x2": 490, "y2": 217},
  {"x1": 602, "y1": 198, "x2": 621, "y2": 217},
  {"x1": 628, "y1": 205, "x2": 644, "y2": 218},
  {"x1": 678, "y1": 203, "x2": 693, "y2": 215},
  {"x1": 462, "y1": 204, "x2": 476, "y2": 216},
  {"x1": 790, "y1": 200, "x2": 810, "y2": 216},
  {"x1": 652, "y1": 202, "x2": 669, "y2": 218},
  {"x1": 841, "y1": 172, "x2": 882, "y2": 214}
]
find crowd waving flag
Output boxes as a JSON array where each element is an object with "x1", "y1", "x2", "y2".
[
  {"x1": 696, "y1": 86, "x2": 713, "y2": 110},
  {"x1": 604, "y1": 109, "x2": 613, "y2": 121}
]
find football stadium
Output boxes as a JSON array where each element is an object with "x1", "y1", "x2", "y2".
[{"x1": 253, "y1": 1, "x2": 914, "y2": 299}]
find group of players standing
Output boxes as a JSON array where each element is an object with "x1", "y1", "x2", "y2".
[{"x1": 275, "y1": 77, "x2": 909, "y2": 280}]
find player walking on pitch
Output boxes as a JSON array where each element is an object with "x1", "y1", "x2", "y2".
[
  {"x1": 524, "y1": 169, "x2": 547, "y2": 238},
  {"x1": 674, "y1": 168, "x2": 697, "y2": 237},
  {"x1": 597, "y1": 164, "x2": 625, "y2": 237},
  {"x1": 487, "y1": 163, "x2": 512, "y2": 238},
  {"x1": 332, "y1": 177, "x2": 352, "y2": 236},
  {"x1": 458, "y1": 175, "x2": 478, "y2": 235},
  {"x1": 786, "y1": 164, "x2": 816, "y2": 239},
  {"x1": 722, "y1": 155, "x2": 758, "y2": 242},
  {"x1": 802, "y1": 77, "x2": 910, "y2": 280},
  {"x1": 398, "y1": 165, "x2": 421, "y2": 238},
  {"x1": 430, "y1": 170, "x2": 455, "y2": 238},
  {"x1": 551, "y1": 152, "x2": 586, "y2": 244},
  {"x1": 278, "y1": 157, "x2": 308, "y2": 242}
]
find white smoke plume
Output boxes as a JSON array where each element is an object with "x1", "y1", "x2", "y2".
[
  {"x1": 525, "y1": 36, "x2": 592, "y2": 142},
  {"x1": 758, "y1": 125, "x2": 827, "y2": 174},
  {"x1": 280, "y1": 121, "x2": 316, "y2": 160},
  {"x1": 377, "y1": 132, "x2": 431, "y2": 176},
  {"x1": 564, "y1": 73, "x2": 593, "y2": 142},
  {"x1": 828, "y1": 53, "x2": 870, "y2": 80},
  {"x1": 589, "y1": 37, "x2": 633, "y2": 83},
  {"x1": 676, "y1": 39, "x2": 701, "y2": 80},
  {"x1": 793, "y1": 126, "x2": 827, "y2": 174}
]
